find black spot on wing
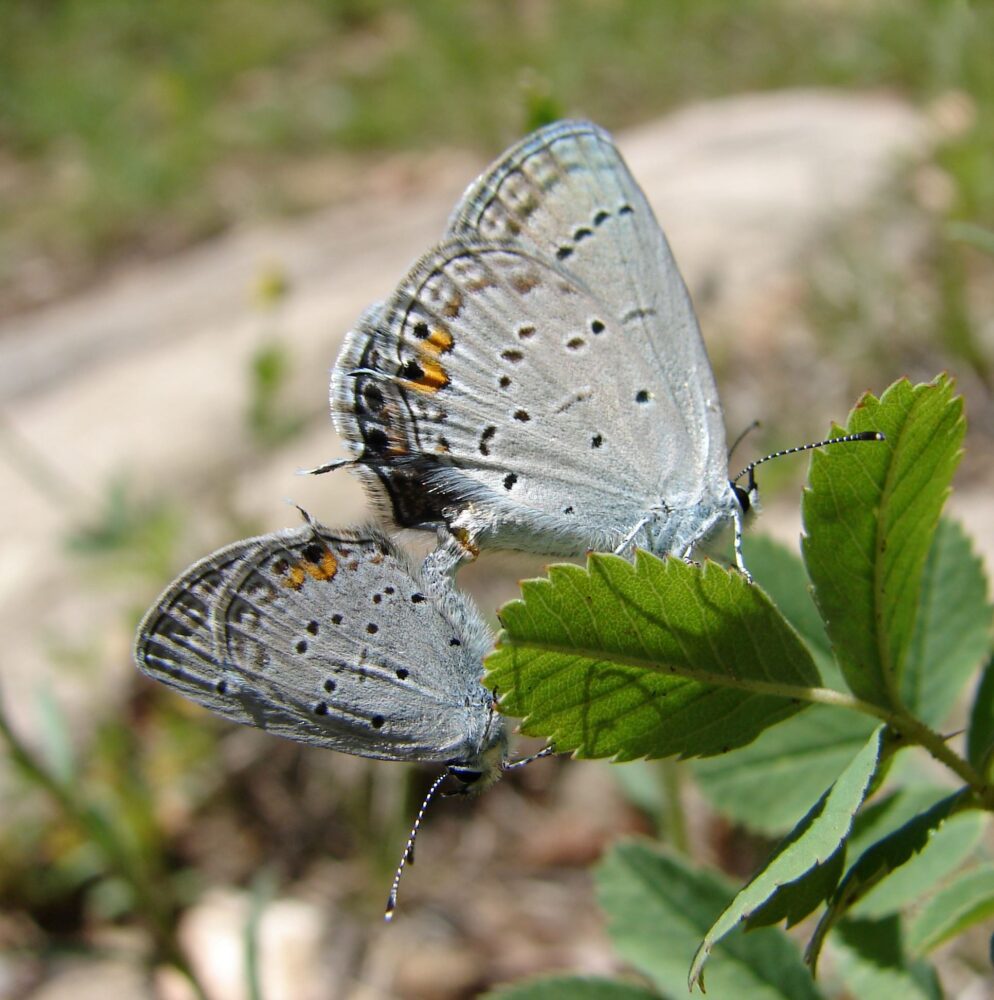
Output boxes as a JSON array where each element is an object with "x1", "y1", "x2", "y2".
[{"x1": 479, "y1": 425, "x2": 496, "y2": 455}]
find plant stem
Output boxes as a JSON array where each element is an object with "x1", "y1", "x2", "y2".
[
  {"x1": 506, "y1": 636, "x2": 994, "y2": 808},
  {"x1": 765, "y1": 686, "x2": 994, "y2": 806},
  {"x1": 659, "y1": 758, "x2": 690, "y2": 856},
  {"x1": 245, "y1": 870, "x2": 277, "y2": 1000}
]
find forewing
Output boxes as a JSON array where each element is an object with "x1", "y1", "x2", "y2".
[
  {"x1": 135, "y1": 524, "x2": 495, "y2": 763},
  {"x1": 449, "y1": 120, "x2": 728, "y2": 494}
]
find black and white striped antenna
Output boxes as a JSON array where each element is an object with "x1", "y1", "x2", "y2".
[
  {"x1": 728, "y1": 430, "x2": 885, "y2": 579},
  {"x1": 732, "y1": 431, "x2": 886, "y2": 494},
  {"x1": 384, "y1": 745, "x2": 554, "y2": 921}
]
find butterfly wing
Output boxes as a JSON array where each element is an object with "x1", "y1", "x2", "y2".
[
  {"x1": 332, "y1": 120, "x2": 737, "y2": 556},
  {"x1": 449, "y1": 120, "x2": 728, "y2": 489},
  {"x1": 135, "y1": 523, "x2": 499, "y2": 764}
]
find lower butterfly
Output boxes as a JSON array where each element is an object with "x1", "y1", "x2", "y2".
[{"x1": 134, "y1": 514, "x2": 547, "y2": 916}]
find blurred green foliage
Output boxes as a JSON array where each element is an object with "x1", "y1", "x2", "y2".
[
  {"x1": 1, "y1": 0, "x2": 992, "y2": 308},
  {"x1": 0, "y1": 690, "x2": 215, "y2": 997},
  {"x1": 64, "y1": 477, "x2": 183, "y2": 579},
  {"x1": 245, "y1": 261, "x2": 310, "y2": 447},
  {"x1": 246, "y1": 339, "x2": 306, "y2": 447}
]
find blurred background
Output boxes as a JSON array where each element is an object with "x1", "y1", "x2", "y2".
[{"x1": 1, "y1": 1, "x2": 992, "y2": 998}]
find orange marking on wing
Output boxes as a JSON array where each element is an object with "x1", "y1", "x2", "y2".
[
  {"x1": 405, "y1": 358, "x2": 449, "y2": 393},
  {"x1": 280, "y1": 546, "x2": 338, "y2": 589},
  {"x1": 304, "y1": 549, "x2": 338, "y2": 582},
  {"x1": 421, "y1": 327, "x2": 454, "y2": 355},
  {"x1": 465, "y1": 276, "x2": 495, "y2": 292},
  {"x1": 382, "y1": 426, "x2": 409, "y2": 455}
]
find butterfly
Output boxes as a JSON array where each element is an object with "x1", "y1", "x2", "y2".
[
  {"x1": 134, "y1": 516, "x2": 548, "y2": 914},
  {"x1": 322, "y1": 119, "x2": 878, "y2": 577}
]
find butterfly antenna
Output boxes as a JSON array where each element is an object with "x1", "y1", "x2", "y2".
[
  {"x1": 732, "y1": 431, "x2": 885, "y2": 491},
  {"x1": 728, "y1": 420, "x2": 761, "y2": 462},
  {"x1": 385, "y1": 769, "x2": 450, "y2": 921},
  {"x1": 297, "y1": 457, "x2": 357, "y2": 477},
  {"x1": 503, "y1": 744, "x2": 556, "y2": 771},
  {"x1": 289, "y1": 503, "x2": 315, "y2": 527}
]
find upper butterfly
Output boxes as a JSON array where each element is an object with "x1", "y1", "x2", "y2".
[{"x1": 327, "y1": 120, "x2": 756, "y2": 571}]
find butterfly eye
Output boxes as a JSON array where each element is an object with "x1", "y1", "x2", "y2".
[
  {"x1": 448, "y1": 765, "x2": 483, "y2": 787},
  {"x1": 732, "y1": 483, "x2": 751, "y2": 515}
]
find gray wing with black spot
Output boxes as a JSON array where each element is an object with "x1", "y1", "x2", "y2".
[
  {"x1": 331, "y1": 121, "x2": 735, "y2": 556},
  {"x1": 447, "y1": 119, "x2": 731, "y2": 523},
  {"x1": 134, "y1": 523, "x2": 499, "y2": 764}
]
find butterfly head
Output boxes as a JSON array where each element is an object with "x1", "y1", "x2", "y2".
[{"x1": 731, "y1": 475, "x2": 760, "y2": 520}]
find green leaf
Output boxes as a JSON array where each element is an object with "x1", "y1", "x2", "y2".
[
  {"x1": 846, "y1": 786, "x2": 958, "y2": 859},
  {"x1": 690, "y1": 728, "x2": 883, "y2": 988},
  {"x1": 693, "y1": 706, "x2": 876, "y2": 836},
  {"x1": 903, "y1": 517, "x2": 992, "y2": 726},
  {"x1": 485, "y1": 977, "x2": 658, "y2": 1000},
  {"x1": 36, "y1": 687, "x2": 78, "y2": 785},
  {"x1": 746, "y1": 847, "x2": 847, "y2": 930},
  {"x1": 488, "y1": 553, "x2": 820, "y2": 761},
  {"x1": 740, "y1": 535, "x2": 839, "y2": 686},
  {"x1": 907, "y1": 863, "x2": 994, "y2": 954},
  {"x1": 597, "y1": 841, "x2": 823, "y2": 1000},
  {"x1": 801, "y1": 376, "x2": 965, "y2": 707},
  {"x1": 851, "y1": 810, "x2": 986, "y2": 918},
  {"x1": 832, "y1": 916, "x2": 942, "y2": 1000},
  {"x1": 805, "y1": 790, "x2": 966, "y2": 970},
  {"x1": 967, "y1": 655, "x2": 994, "y2": 777}
]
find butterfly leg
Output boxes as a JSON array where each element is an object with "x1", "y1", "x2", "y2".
[
  {"x1": 420, "y1": 528, "x2": 478, "y2": 591},
  {"x1": 732, "y1": 505, "x2": 753, "y2": 583},
  {"x1": 614, "y1": 513, "x2": 654, "y2": 556}
]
